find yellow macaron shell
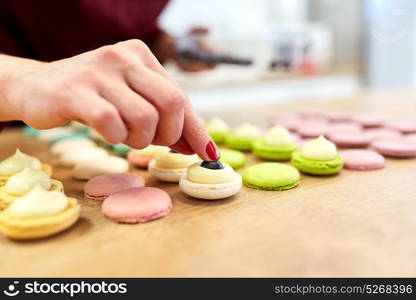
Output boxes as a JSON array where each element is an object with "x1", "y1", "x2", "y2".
[
  {"x1": 155, "y1": 152, "x2": 197, "y2": 169},
  {"x1": 4, "y1": 168, "x2": 52, "y2": 196},
  {"x1": 301, "y1": 135, "x2": 337, "y2": 160},
  {"x1": 233, "y1": 123, "x2": 261, "y2": 138},
  {"x1": 0, "y1": 149, "x2": 42, "y2": 176},
  {"x1": 187, "y1": 161, "x2": 235, "y2": 184},
  {"x1": 205, "y1": 118, "x2": 230, "y2": 133},
  {"x1": 133, "y1": 145, "x2": 169, "y2": 157},
  {"x1": 264, "y1": 125, "x2": 294, "y2": 145},
  {"x1": 7, "y1": 185, "x2": 68, "y2": 218}
]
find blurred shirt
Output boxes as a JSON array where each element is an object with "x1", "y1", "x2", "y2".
[{"x1": 0, "y1": 0, "x2": 169, "y2": 61}]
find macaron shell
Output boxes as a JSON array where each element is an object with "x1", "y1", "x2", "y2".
[
  {"x1": 59, "y1": 148, "x2": 108, "y2": 167},
  {"x1": 113, "y1": 144, "x2": 131, "y2": 157},
  {"x1": 340, "y1": 150, "x2": 385, "y2": 170},
  {"x1": 297, "y1": 121, "x2": 329, "y2": 138},
  {"x1": 84, "y1": 173, "x2": 145, "y2": 200},
  {"x1": 365, "y1": 128, "x2": 402, "y2": 141},
  {"x1": 209, "y1": 131, "x2": 228, "y2": 144},
  {"x1": 73, "y1": 157, "x2": 129, "y2": 180},
  {"x1": 327, "y1": 132, "x2": 372, "y2": 148},
  {"x1": 219, "y1": 148, "x2": 246, "y2": 169},
  {"x1": 351, "y1": 115, "x2": 383, "y2": 128},
  {"x1": 268, "y1": 116, "x2": 300, "y2": 132},
  {"x1": 148, "y1": 160, "x2": 187, "y2": 182},
  {"x1": 328, "y1": 122, "x2": 362, "y2": 133},
  {"x1": 291, "y1": 151, "x2": 344, "y2": 175},
  {"x1": 327, "y1": 112, "x2": 352, "y2": 122},
  {"x1": 102, "y1": 187, "x2": 172, "y2": 223},
  {"x1": 405, "y1": 133, "x2": 416, "y2": 144},
  {"x1": 371, "y1": 138, "x2": 416, "y2": 158},
  {"x1": 180, "y1": 173, "x2": 242, "y2": 200},
  {"x1": 225, "y1": 134, "x2": 257, "y2": 151},
  {"x1": 385, "y1": 120, "x2": 416, "y2": 133},
  {"x1": 252, "y1": 139, "x2": 298, "y2": 161},
  {"x1": 127, "y1": 151, "x2": 153, "y2": 168},
  {"x1": 242, "y1": 162, "x2": 300, "y2": 190}
]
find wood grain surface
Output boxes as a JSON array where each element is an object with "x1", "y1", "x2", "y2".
[{"x1": 0, "y1": 90, "x2": 415, "y2": 277}]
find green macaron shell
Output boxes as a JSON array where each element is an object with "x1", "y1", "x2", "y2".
[
  {"x1": 242, "y1": 162, "x2": 300, "y2": 191},
  {"x1": 225, "y1": 133, "x2": 258, "y2": 151},
  {"x1": 219, "y1": 148, "x2": 246, "y2": 170},
  {"x1": 23, "y1": 125, "x2": 40, "y2": 137},
  {"x1": 209, "y1": 131, "x2": 229, "y2": 144},
  {"x1": 291, "y1": 150, "x2": 343, "y2": 175},
  {"x1": 113, "y1": 143, "x2": 131, "y2": 157},
  {"x1": 252, "y1": 139, "x2": 298, "y2": 161}
]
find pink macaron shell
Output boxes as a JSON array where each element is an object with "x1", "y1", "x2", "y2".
[
  {"x1": 405, "y1": 133, "x2": 416, "y2": 144},
  {"x1": 385, "y1": 120, "x2": 416, "y2": 134},
  {"x1": 340, "y1": 149, "x2": 385, "y2": 170},
  {"x1": 102, "y1": 187, "x2": 172, "y2": 223},
  {"x1": 351, "y1": 115, "x2": 384, "y2": 128},
  {"x1": 371, "y1": 138, "x2": 416, "y2": 158},
  {"x1": 297, "y1": 121, "x2": 329, "y2": 138},
  {"x1": 298, "y1": 110, "x2": 328, "y2": 121},
  {"x1": 327, "y1": 132, "x2": 372, "y2": 148},
  {"x1": 84, "y1": 173, "x2": 145, "y2": 200},
  {"x1": 268, "y1": 116, "x2": 300, "y2": 132},
  {"x1": 127, "y1": 151, "x2": 153, "y2": 168},
  {"x1": 328, "y1": 122, "x2": 362, "y2": 134},
  {"x1": 327, "y1": 112, "x2": 352, "y2": 122},
  {"x1": 300, "y1": 138, "x2": 314, "y2": 147},
  {"x1": 365, "y1": 128, "x2": 403, "y2": 141}
]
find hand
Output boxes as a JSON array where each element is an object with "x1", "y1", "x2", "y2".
[{"x1": 0, "y1": 40, "x2": 220, "y2": 160}]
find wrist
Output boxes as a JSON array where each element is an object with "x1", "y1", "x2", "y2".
[{"x1": 0, "y1": 55, "x2": 44, "y2": 121}]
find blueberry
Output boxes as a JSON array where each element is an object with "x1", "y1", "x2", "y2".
[{"x1": 201, "y1": 160, "x2": 223, "y2": 170}]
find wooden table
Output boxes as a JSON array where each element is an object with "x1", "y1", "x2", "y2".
[{"x1": 1, "y1": 90, "x2": 416, "y2": 277}]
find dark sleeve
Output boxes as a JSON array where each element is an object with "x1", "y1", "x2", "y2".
[{"x1": 0, "y1": 0, "x2": 27, "y2": 56}]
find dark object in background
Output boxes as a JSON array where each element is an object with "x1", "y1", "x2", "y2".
[{"x1": 178, "y1": 50, "x2": 253, "y2": 66}]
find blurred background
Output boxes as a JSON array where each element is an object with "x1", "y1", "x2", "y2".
[{"x1": 157, "y1": 0, "x2": 415, "y2": 112}]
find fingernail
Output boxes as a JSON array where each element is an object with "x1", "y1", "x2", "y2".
[{"x1": 205, "y1": 141, "x2": 220, "y2": 161}]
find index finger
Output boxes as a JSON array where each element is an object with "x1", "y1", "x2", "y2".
[{"x1": 182, "y1": 105, "x2": 220, "y2": 161}]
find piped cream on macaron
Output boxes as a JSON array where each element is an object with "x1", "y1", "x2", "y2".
[
  {"x1": 252, "y1": 125, "x2": 299, "y2": 160},
  {"x1": 0, "y1": 185, "x2": 80, "y2": 240},
  {"x1": 179, "y1": 160, "x2": 242, "y2": 200},
  {"x1": 0, "y1": 149, "x2": 42, "y2": 176},
  {"x1": 205, "y1": 117, "x2": 230, "y2": 144},
  {"x1": 301, "y1": 135, "x2": 338, "y2": 160},
  {"x1": 291, "y1": 135, "x2": 343, "y2": 175},
  {"x1": 225, "y1": 123, "x2": 262, "y2": 151}
]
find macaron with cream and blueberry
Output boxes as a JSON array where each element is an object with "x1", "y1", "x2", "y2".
[
  {"x1": 179, "y1": 160, "x2": 242, "y2": 200},
  {"x1": 252, "y1": 125, "x2": 299, "y2": 161},
  {"x1": 291, "y1": 135, "x2": 343, "y2": 175}
]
